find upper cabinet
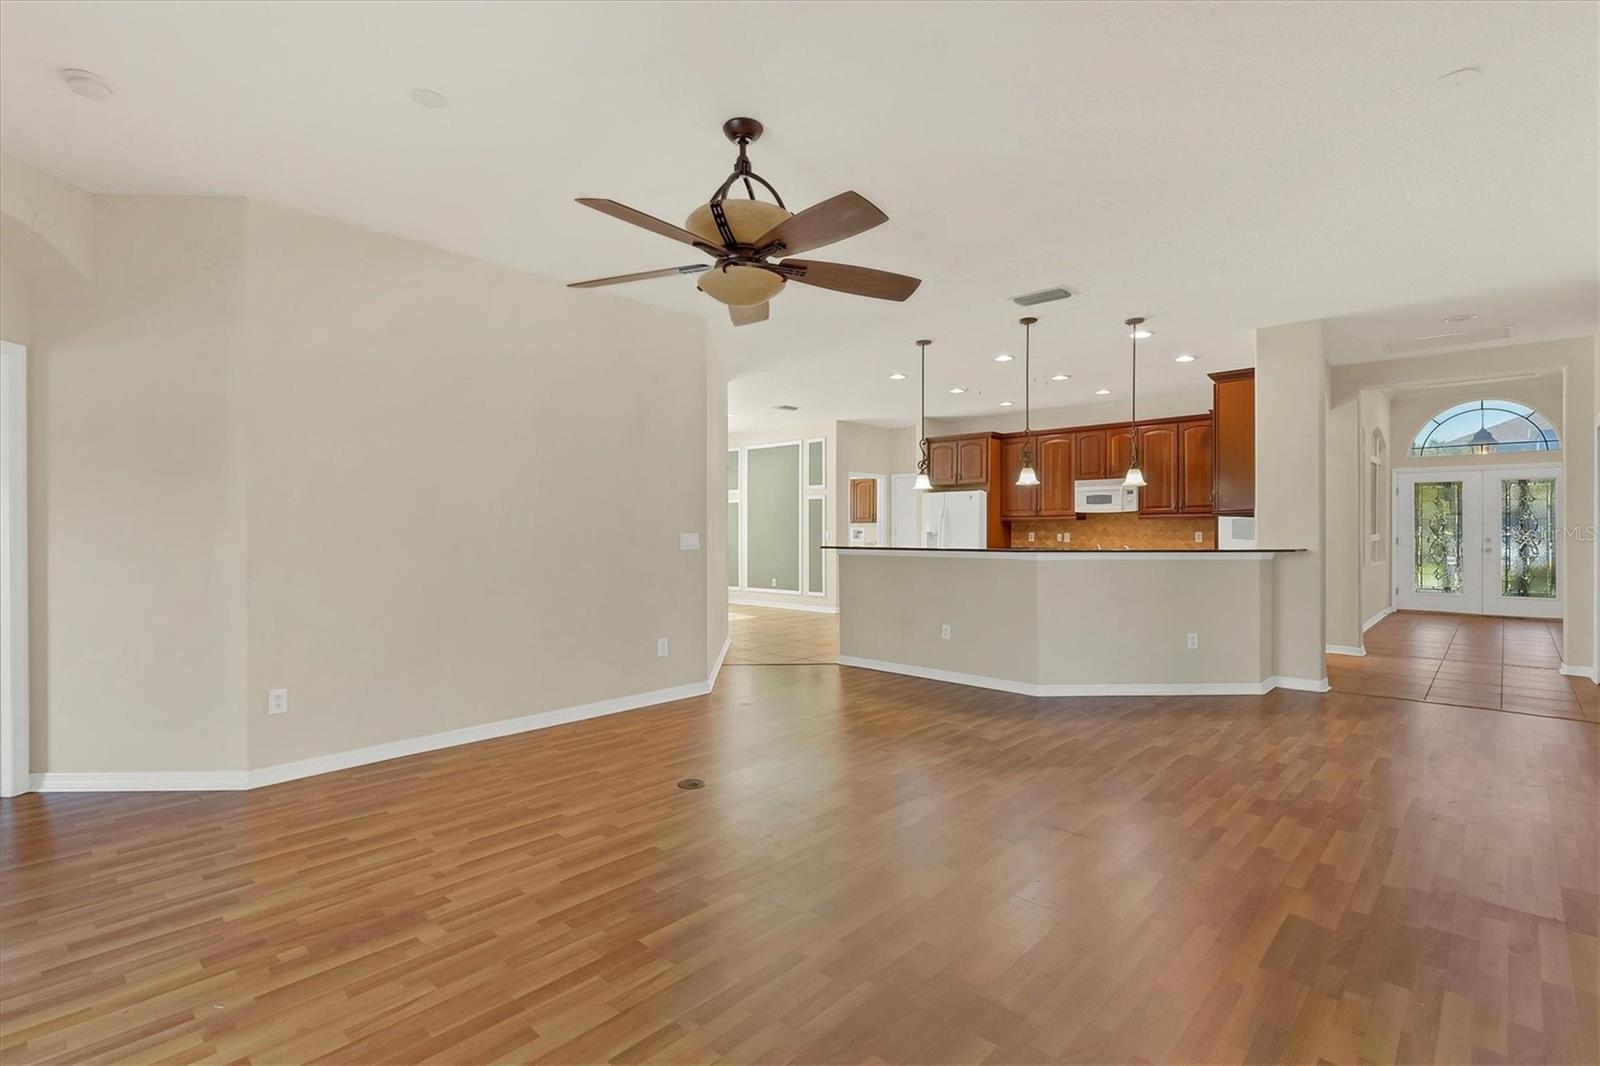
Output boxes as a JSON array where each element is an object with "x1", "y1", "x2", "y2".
[
  {"x1": 929, "y1": 433, "x2": 993, "y2": 489},
  {"x1": 928, "y1": 438, "x2": 959, "y2": 488},
  {"x1": 848, "y1": 477, "x2": 877, "y2": 523},
  {"x1": 1210, "y1": 369, "x2": 1255, "y2": 515},
  {"x1": 1178, "y1": 417, "x2": 1215, "y2": 514},
  {"x1": 1135, "y1": 422, "x2": 1180, "y2": 514},
  {"x1": 1074, "y1": 429, "x2": 1107, "y2": 479},
  {"x1": 1036, "y1": 431, "x2": 1076, "y2": 516},
  {"x1": 1108, "y1": 428, "x2": 1134, "y2": 479},
  {"x1": 1000, "y1": 435, "x2": 1037, "y2": 518}
]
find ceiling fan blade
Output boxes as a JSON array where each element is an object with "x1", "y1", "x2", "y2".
[
  {"x1": 568, "y1": 265, "x2": 709, "y2": 289},
  {"x1": 575, "y1": 198, "x2": 725, "y2": 255},
  {"x1": 781, "y1": 259, "x2": 922, "y2": 302},
  {"x1": 751, "y1": 192, "x2": 887, "y2": 256},
  {"x1": 729, "y1": 302, "x2": 770, "y2": 326}
]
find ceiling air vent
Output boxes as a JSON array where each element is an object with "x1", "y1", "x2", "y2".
[
  {"x1": 1012, "y1": 286, "x2": 1073, "y2": 307},
  {"x1": 770, "y1": 404, "x2": 800, "y2": 411},
  {"x1": 1386, "y1": 324, "x2": 1514, "y2": 355}
]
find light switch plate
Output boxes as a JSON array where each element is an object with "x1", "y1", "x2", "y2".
[{"x1": 680, "y1": 532, "x2": 700, "y2": 550}]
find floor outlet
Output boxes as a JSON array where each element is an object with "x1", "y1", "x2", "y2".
[
  {"x1": 657, "y1": 637, "x2": 670, "y2": 657},
  {"x1": 267, "y1": 689, "x2": 288, "y2": 716},
  {"x1": 1186, "y1": 633, "x2": 1199, "y2": 650},
  {"x1": 940, "y1": 623, "x2": 951, "y2": 640}
]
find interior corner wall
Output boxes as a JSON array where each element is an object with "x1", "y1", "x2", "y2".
[
  {"x1": 1, "y1": 257, "x2": 30, "y2": 344},
  {"x1": 241, "y1": 201, "x2": 713, "y2": 769},
  {"x1": 705, "y1": 348, "x2": 729, "y2": 673},
  {"x1": 27, "y1": 196, "x2": 252, "y2": 774},
  {"x1": 1255, "y1": 320, "x2": 1328, "y2": 684},
  {"x1": 1358, "y1": 389, "x2": 1392, "y2": 630},
  {"x1": 1324, "y1": 395, "x2": 1361, "y2": 649}
]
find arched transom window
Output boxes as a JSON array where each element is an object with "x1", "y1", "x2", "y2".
[{"x1": 1410, "y1": 400, "x2": 1560, "y2": 456}]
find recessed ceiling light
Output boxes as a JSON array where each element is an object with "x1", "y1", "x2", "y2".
[
  {"x1": 1174, "y1": 353, "x2": 1196, "y2": 363},
  {"x1": 994, "y1": 353, "x2": 1014, "y2": 362},
  {"x1": 948, "y1": 387, "x2": 966, "y2": 394},
  {"x1": 888, "y1": 372, "x2": 907, "y2": 380},
  {"x1": 409, "y1": 88, "x2": 449, "y2": 109},
  {"x1": 1050, "y1": 373, "x2": 1070, "y2": 382},
  {"x1": 1095, "y1": 388, "x2": 1112, "y2": 396},
  {"x1": 999, "y1": 400, "x2": 1014, "y2": 407},
  {"x1": 1434, "y1": 67, "x2": 1482, "y2": 89},
  {"x1": 1442, "y1": 313, "x2": 1478, "y2": 324},
  {"x1": 61, "y1": 68, "x2": 114, "y2": 101},
  {"x1": 1129, "y1": 329, "x2": 1153, "y2": 340}
]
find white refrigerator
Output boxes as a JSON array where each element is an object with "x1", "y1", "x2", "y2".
[{"x1": 921, "y1": 490, "x2": 988, "y2": 549}]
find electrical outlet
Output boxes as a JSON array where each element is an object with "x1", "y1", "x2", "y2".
[
  {"x1": 1186, "y1": 633, "x2": 1199, "y2": 650},
  {"x1": 1063, "y1": 532, "x2": 1071, "y2": 543},
  {"x1": 267, "y1": 688, "x2": 288, "y2": 716},
  {"x1": 1027, "y1": 531, "x2": 1035, "y2": 542},
  {"x1": 770, "y1": 578, "x2": 777, "y2": 588},
  {"x1": 1194, "y1": 531, "x2": 1204, "y2": 543},
  {"x1": 657, "y1": 637, "x2": 670, "y2": 657},
  {"x1": 940, "y1": 623, "x2": 952, "y2": 640}
]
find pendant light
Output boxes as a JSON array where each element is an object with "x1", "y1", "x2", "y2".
[
  {"x1": 1469, "y1": 405, "x2": 1497, "y2": 453},
  {"x1": 913, "y1": 339, "x2": 933, "y2": 490},
  {"x1": 1122, "y1": 317, "x2": 1147, "y2": 488},
  {"x1": 1015, "y1": 317, "x2": 1040, "y2": 487}
]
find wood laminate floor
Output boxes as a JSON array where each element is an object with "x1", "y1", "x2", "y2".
[{"x1": 2, "y1": 666, "x2": 1596, "y2": 1064}]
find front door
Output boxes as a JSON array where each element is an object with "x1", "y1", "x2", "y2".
[{"x1": 1396, "y1": 467, "x2": 1561, "y2": 618}]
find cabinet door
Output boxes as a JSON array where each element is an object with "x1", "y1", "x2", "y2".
[
  {"x1": 1136, "y1": 422, "x2": 1179, "y2": 514},
  {"x1": 1074, "y1": 429, "x2": 1107, "y2": 479},
  {"x1": 1179, "y1": 418, "x2": 1214, "y2": 514},
  {"x1": 1108, "y1": 428, "x2": 1134, "y2": 479},
  {"x1": 956, "y1": 436, "x2": 989, "y2": 486},
  {"x1": 1036, "y1": 432, "x2": 1076, "y2": 516},
  {"x1": 1211, "y1": 371, "x2": 1255, "y2": 514},
  {"x1": 849, "y1": 478, "x2": 877, "y2": 523},
  {"x1": 1000, "y1": 435, "x2": 1038, "y2": 518},
  {"x1": 928, "y1": 438, "x2": 958, "y2": 487}
]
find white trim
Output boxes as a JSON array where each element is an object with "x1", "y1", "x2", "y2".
[
  {"x1": 838, "y1": 655, "x2": 1320, "y2": 697},
  {"x1": 836, "y1": 548, "x2": 1281, "y2": 562},
  {"x1": 1326, "y1": 644, "x2": 1366, "y2": 657},
  {"x1": 32, "y1": 667, "x2": 733, "y2": 793},
  {"x1": 1362, "y1": 606, "x2": 1396, "y2": 631},
  {"x1": 728, "y1": 596, "x2": 838, "y2": 614},
  {"x1": 709, "y1": 634, "x2": 732, "y2": 688},
  {"x1": 1, "y1": 341, "x2": 28, "y2": 798},
  {"x1": 1559, "y1": 662, "x2": 1598, "y2": 682}
]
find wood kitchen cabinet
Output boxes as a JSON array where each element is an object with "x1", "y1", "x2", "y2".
[
  {"x1": 1210, "y1": 368, "x2": 1255, "y2": 515},
  {"x1": 849, "y1": 477, "x2": 877, "y2": 523},
  {"x1": 1107, "y1": 428, "x2": 1134, "y2": 479},
  {"x1": 1134, "y1": 422, "x2": 1180, "y2": 514},
  {"x1": 1074, "y1": 428, "x2": 1107, "y2": 480},
  {"x1": 956, "y1": 435, "x2": 990, "y2": 486},
  {"x1": 1178, "y1": 417, "x2": 1215, "y2": 514},
  {"x1": 1035, "y1": 431, "x2": 1076, "y2": 516},
  {"x1": 928, "y1": 438, "x2": 959, "y2": 488},
  {"x1": 999, "y1": 435, "x2": 1037, "y2": 518}
]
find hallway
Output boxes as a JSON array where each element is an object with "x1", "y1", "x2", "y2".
[
  {"x1": 725, "y1": 603, "x2": 839, "y2": 665},
  {"x1": 1327, "y1": 611, "x2": 1597, "y2": 722}
]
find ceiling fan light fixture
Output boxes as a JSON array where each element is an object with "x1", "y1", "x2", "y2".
[
  {"x1": 684, "y1": 200, "x2": 791, "y2": 247},
  {"x1": 697, "y1": 265, "x2": 785, "y2": 307}
]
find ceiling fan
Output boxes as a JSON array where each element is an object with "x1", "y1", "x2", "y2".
[{"x1": 569, "y1": 117, "x2": 921, "y2": 326}]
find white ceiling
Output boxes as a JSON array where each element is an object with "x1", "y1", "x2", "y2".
[{"x1": 2, "y1": 1, "x2": 1594, "y2": 432}]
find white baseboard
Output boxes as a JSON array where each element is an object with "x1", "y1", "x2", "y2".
[
  {"x1": 710, "y1": 634, "x2": 732, "y2": 688},
  {"x1": 1266, "y1": 675, "x2": 1332, "y2": 693},
  {"x1": 728, "y1": 596, "x2": 838, "y2": 615},
  {"x1": 838, "y1": 655, "x2": 1288, "y2": 697},
  {"x1": 32, "y1": 668, "x2": 731, "y2": 794},
  {"x1": 1326, "y1": 644, "x2": 1366, "y2": 657},
  {"x1": 1559, "y1": 662, "x2": 1598, "y2": 683},
  {"x1": 1362, "y1": 607, "x2": 1395, "y2": 632}
]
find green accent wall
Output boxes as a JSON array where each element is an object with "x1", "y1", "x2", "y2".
[
  {"x1": 807, "y1": 498, "x2": 825, "y2": 594},
  {"x1": 807, "y1": 440, "x2": 825, "y2": 487},
  {"x1": 746, "y1": 444, "x2": 800, "y2": 591},
  {"x1": 727, "y1": 449, "x2": 739, "y2": 492},
  {"x1": 727, "y1": 502, "x2": 740, "y2": 586}
]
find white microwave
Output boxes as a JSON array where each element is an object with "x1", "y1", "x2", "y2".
[{"x1": 1074, "y1": 478, "x2": 1140, "y2": 513}]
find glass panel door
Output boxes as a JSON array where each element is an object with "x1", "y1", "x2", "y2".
[
  {"x1": 1482, "y1": 468, "x2": 1562, "y2": 618},
  {"x1": 1396, "y1": 471, "x2": 1483, "y2": 614}
]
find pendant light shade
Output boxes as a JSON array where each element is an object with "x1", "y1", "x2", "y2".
[
  {"x1": 914, "y1": 339, "x2": 933, "y2": 490},
  {"x1": 1122, "y1": 316, "x2": 1146, "y2": 489},
  {"x1": 1016, "y1": 316, "x2": 1038, "y2": 487}
]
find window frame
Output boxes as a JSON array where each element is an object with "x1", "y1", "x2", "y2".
[{"x1": 1410, "y1": 400, "x2": 1560, "y2": 456}]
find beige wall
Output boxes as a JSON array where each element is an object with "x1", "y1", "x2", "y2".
[
  {"x1": 0, "y1": 257, "x2": 27, "y2": 344},
  {"x1": 839, "y1": 551, "x2": 1276, "y2": 690},
  {"x1": 1327, "y1": 338, "x2": 1597, "y2": 670},
  {"x1": 20, "y1": 188, "x2": 723, "y2": 775},
  {"x1": 1255, "y1": 321, "x2": 1328, "y2": 683},
  {"x1": 704, "y1": 348, "x2": 729, "y2": 675},
  {"x1": 922, "y1": 386, "x2": 1214, "y2": 440},
  {"x1": 1358, "y1": 389, "x2": 1393, "y2": 631}
]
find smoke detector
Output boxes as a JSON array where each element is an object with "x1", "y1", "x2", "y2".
[{"x1": 61, "y1": 69, "x2": 114, "y2": 101}]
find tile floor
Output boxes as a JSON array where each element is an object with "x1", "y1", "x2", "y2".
[
  {"x1": 1328, "y1": 610, "x2": 1599, "y2": 722},
  {"x1": 725, "y1": 603, "x2": 840, "y2": 665}
]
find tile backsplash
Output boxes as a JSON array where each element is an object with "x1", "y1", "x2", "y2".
[{"x1": 1008, "y1": 512, "x2": 1216, "y2": 550}]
